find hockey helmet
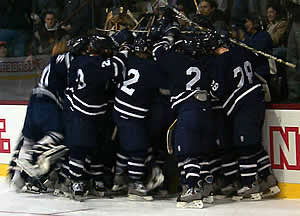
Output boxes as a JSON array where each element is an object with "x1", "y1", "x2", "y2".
[
  {"x1": 67, "y1": 36, "x2": 89, "y2": 55},
  {"x1": 89, "y1": 35, "x2": 115, "y2": 54}
]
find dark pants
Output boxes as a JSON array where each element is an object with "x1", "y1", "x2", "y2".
[
  {"x1": 174, "y1": 99, "x2": 216, "y2": 160},
  {"x1": 22, "y1": 94, "x2": 63, "y2": 141},
  {"x1": 230, "y1": 91, "x2": 265, "y2": 156},
  {"x1": 113, "y1": 111, "x2": 150, "y2": 158}
]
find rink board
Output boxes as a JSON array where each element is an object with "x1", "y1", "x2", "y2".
[{"x1": 0, "y1": 103, "x2": 300, "y2": 198}]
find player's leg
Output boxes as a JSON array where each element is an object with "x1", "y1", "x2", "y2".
[
  {"x1": 67, "y1": 115, "x2": 99, "y2": 201},
  {"x1": 115, "y1": 113, "x2": 153, "y2": 201},
  {"x1": 147, "y1": 95, "x2": 174, "y2": 196},
  {"x1": 174, "y1": 107, "x2": 216, "y2": 208},
  {"x1": 232, "y1": 92, "x2": 267, "y2": 201}
]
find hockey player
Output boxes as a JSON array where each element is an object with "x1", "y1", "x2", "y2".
[
  {"x1": 8, "y1": 37, "x2": 89, "y2": 193},
  {"x1": 64, "y1": 34, "x2": 128, "y2": 201},
  {"x1": 208, "y1": 31, "x2": 280, "y2": 201},
  {"x1": 112, "y1": 34, "x2": 166, "y2": 201},
  {"x1": 152, "y1": 26, "x2": 218, "y2": 208}
]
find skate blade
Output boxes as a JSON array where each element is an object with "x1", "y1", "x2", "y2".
[
  {"x1": 232, "y1": 192, "x2": 263, "y2": 201},
  {"x1": 176, "y1": 200, "x2": 204, "y2": 209},
  {"x1": 262, "y1": 186, "x2": 280, "y2": 198},
  {"x1": 128, "y1": 194, "x2": 153, "y2": 201}
]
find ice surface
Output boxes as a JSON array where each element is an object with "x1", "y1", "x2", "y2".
[{"x1": 0, "y1": 178, "x2": 299, "y2": 216}]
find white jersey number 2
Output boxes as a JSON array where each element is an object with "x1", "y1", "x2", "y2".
[
  {"x1": 186, "y1": 67, "x2": 201, "y2": 90},
  {"x1": 121, "y1": 69, "x2": 140, "y2": 96}
]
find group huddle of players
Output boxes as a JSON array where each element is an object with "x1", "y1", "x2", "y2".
[{"x1": 7, "y1": 6, "x2": 280, "y2": 208}]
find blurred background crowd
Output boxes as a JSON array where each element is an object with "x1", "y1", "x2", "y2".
[{"x1": 0, "y1": 0, "x2": 299, "y2": 102}]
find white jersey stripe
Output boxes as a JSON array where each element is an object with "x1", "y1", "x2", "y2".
[
  {"x1": 66, "y1": 94, "x2": 106, "y2": 116},
  {"x1": 73, "y1": 94, "x2": 108, "y2": 108},
  {"x1": 114, "y1": 105, "x2": 145, "y2": 119},
  {"x1": 115, "y1": 97, "x2": 149, "y2": 112},
  {"x1": 226, "y1": 84, "x2": 261, "y2": 116}
]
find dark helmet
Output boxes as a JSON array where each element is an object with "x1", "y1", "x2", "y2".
[
  {"x1": 67, "y1": 36, "x2": 89, "y2": 55},
  {"x1": 89, "y1": 35, "x2": 115, "y2": 54},
  {"x1": 174, "y1": 30, "x2": 223, "y2": 56},
  {"x1": 197, "y1": 30, "x2": 226, "y2": 53}
]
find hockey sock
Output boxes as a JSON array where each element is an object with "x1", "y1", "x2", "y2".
[
  {"x1": 239, "y1": 153, "x2": 258, "y2": 186},
  {"x1": 256, "y1": 149, "x2": 272, "y2": 178},
  {"x1": 85, "y1": 156, "x2": 104, "y2": 182},
  {"x1": 128, "y1": 157, "x2": 146, "y2": 182},
  {"x1": 115, "y1": 152, "x2": 129, "y2": 174},
  {"x1": 183, "y1": 158, "x2": 201, "y2": 188}
]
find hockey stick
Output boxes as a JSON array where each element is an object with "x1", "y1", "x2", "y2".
[
  {"x1": 127, "y1": 9, "x2": 139, "y2": 25},
  {"x1": 166, "y1": 119, "x2": 177, "y2": 155},
  {"x1": 160, "y1": 0, "x2": 296, "y2": 69},
  {"x1": 147, "y1": 15, "x2": 156, "y2": 37},
  {"x1": 193, "y1": 0, "x2": 201, "y2": 14}
]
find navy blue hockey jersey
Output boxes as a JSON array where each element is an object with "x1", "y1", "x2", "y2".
[
  {"x1": 154, "y1": 49, "x2": 214, "y2": 110},
  {"x1": 37, "y1": 52, "x2": 72, "y2": 108},
  {"x1": 114, "y1": 55, "x2": 165, "y2": 119},
  {"x1": 210, "y1": 46, "x2": 265, "y2": 116},
  {"x1": 65, "y1": 54, "x2": 126, "y2": 117}
]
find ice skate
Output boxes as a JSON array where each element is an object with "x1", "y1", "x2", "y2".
[
  {"x1": 128, "y1": 182, "x2": 153, "y2": 201},
  {"x1": 88, "y1": 181, "x2": 106, "y2": 198},
  {"x1": 111, "y1": 173, "x2": 128, "y2": 196},
  {"x1": 146, "y1": 166, "x2": 164, "y2": 192},
  {"x1": 176, "y1": 187, "x2": 204, "y2": 209},
  {"x1": 232, "y1": 181, "x2": 262, "y2": 201},
  {"x1": 216, "y1": 180, "x2": 241, "y2": 200},
  {"x1": 198, "y1": 179, "x2": 214, "y2": 204},
  {"x1": 259, "y1": 174, "x2": 280, "y2": 198}
]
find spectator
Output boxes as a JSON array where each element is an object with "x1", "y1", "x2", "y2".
[
  {"x1": 33, "y1": 11, "x2": 66, "y2": 55},
  {"x1": 198, "y1": 0, "x2": 228, "y2": 32},
  {"x1": 0, "y1": 0, "x2": 32, "y2": 57},
  {"x1": 242, "y1": 16, "x2": 273, "y2": 80},
  {"x1": 32, "y1": 0, "x2": 64, "y2": 20},
  {"x1": 286, "y1": 4, "x2": 300, "y2": 102},
  {"x1": 266, "y1": 4, "x2": 288, "y2": 58},
  {"x1": 0, "y1": 41, "x2": 8, "y2": 58}
]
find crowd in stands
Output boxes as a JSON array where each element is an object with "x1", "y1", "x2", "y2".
[{"x1": 0, "y1": 0, "x2": 299, "y2": 102}]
